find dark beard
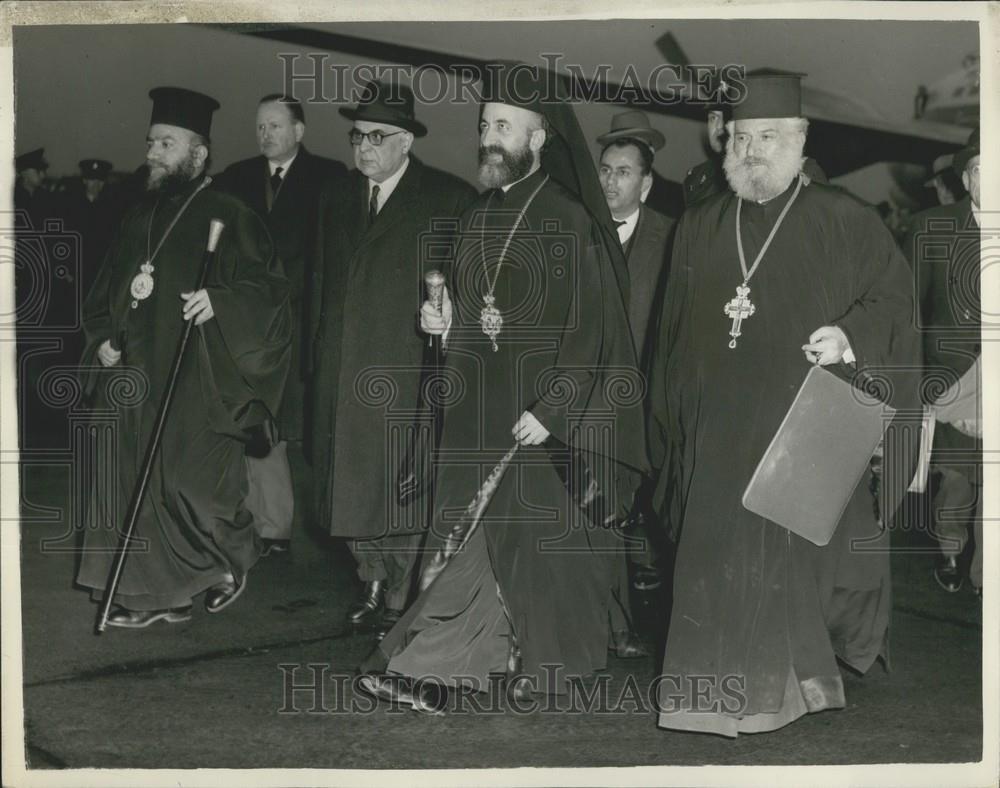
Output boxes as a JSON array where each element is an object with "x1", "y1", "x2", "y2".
[
  {"x1": 478, "y1": 143, "x2": 534, "y2": 189},
  {"x1": 146, "y1": 152, "x2": 199, "y2": 193}
]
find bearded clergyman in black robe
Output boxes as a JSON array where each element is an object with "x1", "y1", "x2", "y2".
[
  {"x1": 359, "y1": 63, "x2": 647, "y2": 711},
  {"x1": 647, "y1": 73, "x2": 920, "y2": 736},
  {"x1": 75, "y1": 87, "x2": 291, "y2": 628}
]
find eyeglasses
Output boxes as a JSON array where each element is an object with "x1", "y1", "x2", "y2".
[{"x1": 348, "y1": 129, "x2": 405, "y2": 147}]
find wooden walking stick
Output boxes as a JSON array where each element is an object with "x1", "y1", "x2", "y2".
[{"x1": 95, "y1": 218, "x2": 226, "y2": 633}]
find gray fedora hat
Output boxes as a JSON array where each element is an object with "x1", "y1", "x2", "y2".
[{"x1": 596, "y1": 110, "x2": 665, "y2": 152}]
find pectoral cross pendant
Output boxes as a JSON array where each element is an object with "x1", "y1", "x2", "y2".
[
  {"x1": 480, "y1": 293, "x2": 503, "y2": 352},
  {"x1": 724, "y1": 283, "x2": 755, "y2": 349}
]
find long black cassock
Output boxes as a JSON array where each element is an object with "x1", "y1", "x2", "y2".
[
  {"x1": 76, "y1": 177, "x2": 291, "y2": 611},
  {"x1": 364, "y1": 167, "x2": 646, "y2": 692},
  {"x1": 648, "y1": 178, "x2": 920, "y2": 736}
]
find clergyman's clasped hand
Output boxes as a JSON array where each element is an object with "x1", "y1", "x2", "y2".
[{"x1": 181, "y1": 289, "x2": 215, "y2": 325}]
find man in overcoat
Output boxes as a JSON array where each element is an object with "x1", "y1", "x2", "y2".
[{"x1": 310, "y1": 82, "x2": 476, "y2": 639}]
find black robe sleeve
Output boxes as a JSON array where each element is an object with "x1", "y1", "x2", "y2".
[
  {"x1": 196, "y1": 203, "x2": 291, "y2": 433},
  {"x1": 646, "y1": 213, "x2": 696, "y2": 538},
  {"x1": 831, "y1": 208, "x2": 921, "y2": 392}
]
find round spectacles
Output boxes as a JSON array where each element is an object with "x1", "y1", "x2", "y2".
[{"x1": 348, "y1": 129, "x2": 405, "y2": 147}]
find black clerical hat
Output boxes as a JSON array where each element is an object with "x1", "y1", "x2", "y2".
[
  {"x1": 16, "y1": 147, "x2": 48, "y2": 172},
  {"x1": 79, "y1": 159, "x2": 112, "y2": 180},
  {"x1": 480, "y1": 60, "x2": 558, "y2": 116},
  {"x1": 732, "y1": 69, "x2": 804, "y2": 120},
  {"x1": 148, "y1": 86, "x2": 220, "y2": 137},
  {"x1": 952, "y1": 127, "x2": 979, "y2": 174},
  {"x1": 338, "y1": 81, "x2": 427, "y2": 137}
]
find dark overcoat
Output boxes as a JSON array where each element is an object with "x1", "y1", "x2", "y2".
[
  {"x1": 309, "y1": 157, "x2": 476, "y2": 538},
  {"x1": 216, "y1": 146, "x2": 347, "y2": 439}
]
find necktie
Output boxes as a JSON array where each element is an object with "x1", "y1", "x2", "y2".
[
  {"x1": 270, "y1": 166, "x2": 283, "y2": 196},
  {"x1": 369, "y1": 184, "x2": 380, "y2": 226},
  {"x1": 613, "y1": 220, "x2": 626, "y2": 229}
]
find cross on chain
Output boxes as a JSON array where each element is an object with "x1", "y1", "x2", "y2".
[{"x1": 724, "y1": 283, "x2": 755, "y2": 349}]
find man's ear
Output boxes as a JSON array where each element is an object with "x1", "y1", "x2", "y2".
[
  {"x1": 529, "y1": 127, "x2": 546, "y2": 153},
  {"x1": 191, "y1": 143, "x2": 209, "y2": 169},
  {"x1": 961, "y1": 168, "x2": 971, "y2": 192},
  {"x1": 294, "y1": 121, "x2": 305, "y2": 144}
]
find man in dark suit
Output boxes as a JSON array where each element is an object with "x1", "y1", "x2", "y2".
[
  {"x1": 310, "y1": 82, "x2": 476, "y2": 639},
  {"x1": 904, "y1": 128, "x2": 982, "y2": 595},
  {"x1": 597, "y1": 110, "x2": 684, "y2": 219},
  {"x1": 597, "y1": 121, "x2": 675, "y2": 656},
  {"x1": 216, "y1": 95, "x2": 347, "y2": 555}
]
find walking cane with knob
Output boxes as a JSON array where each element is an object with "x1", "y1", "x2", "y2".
[
  {"x1": 424, "y1": 269, "x2": 445, "y2": 348},
  {"x1": 95, "y1": 218, "x2": 226, "y2": 634}
]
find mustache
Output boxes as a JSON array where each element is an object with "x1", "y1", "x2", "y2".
[{"x1": 479, "y1": 145, "x2": 509, "y2": 162}]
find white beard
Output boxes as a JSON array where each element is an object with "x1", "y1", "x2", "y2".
[{"x1": 723, "y1": 138, "x2": 805, "y2": 203}]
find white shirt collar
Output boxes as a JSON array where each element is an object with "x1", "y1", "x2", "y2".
[
  {"x1": 268, "y1": 149, "x2": 298, "y2": 177},
  {"x1": 972, "y1": 201, "x2": 981, "y2": 227},
  {"x1": 615, "y1": 207, "x2": 641, "y2": 246},
  {"x1": 369, "y1": 156, "x2": 410, "y2": 212}
]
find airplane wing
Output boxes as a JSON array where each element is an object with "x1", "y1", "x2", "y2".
[{"x1": 227, "y1": 23, "x2": 970, "y2": 177}]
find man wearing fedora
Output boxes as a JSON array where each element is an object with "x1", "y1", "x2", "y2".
[
  {"x1": 923, "y1": 152, "x2": 964, "y2": 208},
  {"x1": 596, "y1": 110, "x2": 675, "y2": 651},
  {"x1": 216, "y1": 94, "x2": 347, "y2": 557},
  {"x1": 309, "y1": 82, "x2": 476, "y2": 640},
  {"x1": 598, "y1": 110, "x2": 684, "y2": 219}
]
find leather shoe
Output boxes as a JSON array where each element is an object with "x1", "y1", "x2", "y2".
[
  {"x1": 106, "y1": 605, "x2": 192, "y2": 629},
  {"x1": 358, "y1": 672, "x2": 447, "y2": 715},
  {"x1": 260, "y1": 538, "x2": 290, "y2": 557},
  {"x1": 205, "y1": 573, "x2": 246, "y2": 613},
  {"x1": 347, "y1": 580, "x2": 385, "y2": 626},
  {"x1": 609, "y1": 630, "x2": 651, "y2": 658},
  {"x1": 375, "y1": 608, "x2": 403, "y2": 642},
  {"x1": 608, "y1": 630, "x2": 650, "y2": 659},
  {"x1": 934, "y1": 555, "x2": 963, "y2": 593},
  {"x1": 632, "y1": 565, "x2": 662, "y2": 592}
]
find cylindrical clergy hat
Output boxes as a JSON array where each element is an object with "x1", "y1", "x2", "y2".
[
  {"x1": 338, "y1": 81, "x2": 427, "y2": 137},
  {"x1": 732, "y1": 70, "x2": 804, "y2": 120},
  {"x1": 148, "y1": 87, "x2": 220, "y2": 137},
  {"x1": 952, "y1": 127, "x2": 979, "y2": 174},
  {"x1": 79, "y1": 159, "x2": 112, "y2": 180},
  {"x1": 480, "y1": 60, "x2": 554, "y2": 116},
  {"x1": 16, "y1": 147, "x2": 48, "y2": 172}
]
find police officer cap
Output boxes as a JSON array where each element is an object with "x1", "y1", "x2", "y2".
[{"x1": 79, "y1": 159, "x2": 112, "y2": 180}]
